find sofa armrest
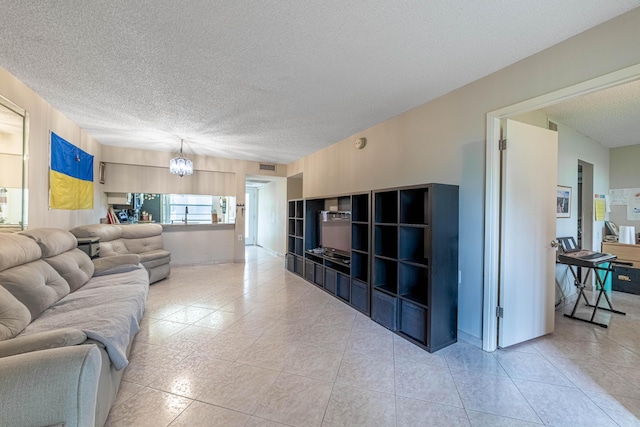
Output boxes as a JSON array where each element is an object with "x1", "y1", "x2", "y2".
[
  {"x1": 0, "y1": 345, "x2": 101, "y2": 427},
  {"x1": 92, "y1": 254, "x2": 141, "y2": 276},
  {"x1": 0, "y1": 328, "x2": 87, "y2": 358}
]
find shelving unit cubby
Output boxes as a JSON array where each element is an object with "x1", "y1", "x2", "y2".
[
  {"x1": 286, "y1": 183, "x2": 457, "y2": 352},
  {"x1": 286, "y1": 199, "x2": 305, "y2": 277},
  {"x1": 372, "y1": 183, "x2": 458, "y2": 352}
]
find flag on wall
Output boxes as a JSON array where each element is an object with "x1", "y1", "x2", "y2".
[{"x1": 50, "y1": 132, "x2": 94, "y2": 209}]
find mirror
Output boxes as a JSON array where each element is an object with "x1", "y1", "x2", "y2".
[
  {"x1": 0, "y1": 96, "x2": 27, "y2": 232},
  {"x1": 110, "y1": 193, "x2": 236, "y2": 225}
]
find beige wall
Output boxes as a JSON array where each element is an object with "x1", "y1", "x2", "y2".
[
  {"x1": 287, "y1": 9, "x2": 640, "y2": 342},
  {"x1": 102, "y1": 163, "x2": 236, "y2": 195},
  {"x1": 286, "y1": 176, "x2": 303, "y2": 200},
  {"x1": 610, "y1": 144, "x2": 640, "y2": 228},
  {"x1": 101, "y1": 145, "x2": 287, "y2": 261},
  {"x1": 0, "y1": 67, "x2": 107, "y2": 229}
]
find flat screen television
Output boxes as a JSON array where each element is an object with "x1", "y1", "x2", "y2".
[{"x1": 319, "y1": 211, "x2": 351, "y2": 256}]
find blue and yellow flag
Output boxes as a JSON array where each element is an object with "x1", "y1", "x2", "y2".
[{"x1": 50, "y1": 132, "x2": 94, "y2": 210}]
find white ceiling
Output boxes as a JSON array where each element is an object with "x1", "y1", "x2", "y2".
[
  {"x1": 543, "y1": 79, "x2": 640, "y2": 148},
  {"x1": 0, "y1": 1, "x2": 638, "y2": 163}
]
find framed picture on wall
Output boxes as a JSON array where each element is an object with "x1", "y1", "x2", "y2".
[
  {"x1": 99, "y1": 162, "x2": 106, "y2": 184},
  {"x1": 556, "y1": 185, "x2": 571, "y2": 218}
]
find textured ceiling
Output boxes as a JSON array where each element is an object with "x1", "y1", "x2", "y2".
[
  {"x1": 0, "y1": 1, "x2": 638, "y2": 163},
  {"x1": 543, "y1": 79, "x2": 640, "y2": 148}
]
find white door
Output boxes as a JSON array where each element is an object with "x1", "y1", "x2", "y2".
[
  {"x1": 245, "y1": 188, "x2": 257, "y2": 245},
  {"x1": 498, "y1": 119, "x2": 558, "y2": 348}
]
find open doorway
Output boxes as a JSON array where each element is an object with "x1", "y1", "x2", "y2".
[
  {"x1": 483, "y1": 64, "x2": 640, "y2": 352},
  {"x1": 246, "y1": 175, "x2": 288, "y2": 255}
]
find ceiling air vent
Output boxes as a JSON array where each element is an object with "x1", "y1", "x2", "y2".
[{"x1": 259, "y1": 163, "x2": 276, "y2": 171}]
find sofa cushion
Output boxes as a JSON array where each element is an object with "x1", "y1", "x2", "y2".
[
  {"x1": 44, "y1": 249, "x2": 95, "y2": 292},
  {"x1": 119, "y1": 223, "x2": 163, "y2": 239},
  {"x1": 21, "y1": 265, "x2": 149, "y2": 370},
  {"x1": 0, "y1": 260, "x2": 71, "y2": 320},
  {"x1": 69, "y1": 224, "x2": 122, "y2": 242},
  {"x1": 92, "y1": 254, "x2": 141, "y2": 277},
  {"x1": 139, "y1": 250, "x2": 171, "y2": 266},
  {"x1": 0, "y1": 286, "x2": 31, "y2": 341},
  {"x1": 0, "y1": 234, "x2": 42, "y2": 272},
  {"x1": 0, "y1": 328, "x2": 86, "y2": 357},
  {"x1": 124, "y1": 235, "x2": 165, "y2": 254},
  {"x1": 99, "y1": 239, "x2": 129, "y2": 256},
  {"x1": 20, "y1": 228, "x2": 78, "y2": 258}
]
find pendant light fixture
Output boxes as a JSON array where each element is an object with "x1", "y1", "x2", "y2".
[{"x1": 169, "y1": 139, "x2": 193, "y2": 177}]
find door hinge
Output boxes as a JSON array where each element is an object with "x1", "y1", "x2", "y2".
[
  {"x1": 498, "y1": 139, "x2": 507, "y2": 150},
  {"x1": 496, "y1": 306, "x2": 504, "y2": 318}
]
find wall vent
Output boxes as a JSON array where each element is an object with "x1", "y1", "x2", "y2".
[
  {"x1": 548, "y1": 121, "x2": 558, "y2": 131},
  {"x1": 259, "y1": 163, "x2": 276, "y2": 171}
]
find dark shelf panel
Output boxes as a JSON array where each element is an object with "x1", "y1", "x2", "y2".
[
  {"x1": 399, "y1": 299, "x2": 428, "y2": 344},
  {"x1": 400, "y1": 188, "x2": 429, "y2": 225},
  {"x1": 373, "y1": 284, "x2": 397, "y2": 296},
  {"x1": 352, "y1": 223, "x2": 369, "y2": 252},
  {"x1": 352, "y1": 193, "x2": 369, "y2": 223},
  {"x1": 295, "y1": 238, "x2": 304, "y2": 256},
  {"x1": 374, "y1": 225, "x2": 398, "y2": 258},
  {"x1": 351, "y1": 251, "x2": 369, "y2": 281},
  {"x1": 374, "y1": 191, "x2": 398, "y2": 224},
  {"x1": 398, "y1": 262, "x2": 429, "y2": 303},
  {"x1": 295, "y1": 200, "x2": 304, "y2": 219},
  {"x1": 372, "y1": 290, "x2": 397, "y2": 331},
  {"x1": 399, "y1": 258, "x2": 429, "y2": 267},
  {"x1": 351, "y1": 279, "x2": 369, "y2": 315},
  {"x1": 400, "y1": 292, "x2": 428, "y2": 307},
  {"x1": 295, "y1": 219, "x2": 304, "y2": 237},
  {"x1": 398, "y1": 226, "x2": 430, "y2": 263},
  {"x1": 373, "y1": 257, "x2": 397, "y2": 292},
  {"x1": 337, "y1": 273, "x2": 350, "y2": 302}
]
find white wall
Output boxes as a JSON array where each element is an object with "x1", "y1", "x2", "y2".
[
  {"x1": 553, "y1": 120, "x2": 609, "y2": 306},
  {"x1": 257, "y1": 178, "x2": 287, "y2": 255},
  {"x1": 163, "y1": 227, "x2": 235, "y2": 265},
  {"x1": 555, "y1": 122, "x2": 610, "y2": 246},
  {"x1": 287, "y1": 9, "x2": 640, "y2": 343}
]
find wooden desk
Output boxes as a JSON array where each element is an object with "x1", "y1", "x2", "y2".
[{"x1": 601, "y1": 242, "x2": 640, "y2": 268}]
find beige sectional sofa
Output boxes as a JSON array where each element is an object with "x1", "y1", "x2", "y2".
[
  {"x1": 70, "y1": 223, "x2": 171, "y2": 284},
  {"x1": 0, "y1": 228, "x2": 149, "y2": 427}
]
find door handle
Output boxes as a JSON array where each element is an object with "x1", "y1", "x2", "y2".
[{"x1": 550, "y1": 240, "x2": 559, "y2": 248}]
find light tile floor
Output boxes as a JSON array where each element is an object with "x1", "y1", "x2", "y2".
[{"x1": 106, "y1": 247, "x2": 640, "y2": 426}]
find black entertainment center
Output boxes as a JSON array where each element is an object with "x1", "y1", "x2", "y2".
[{"x1": 286, "y1": 183, "x2": 459, "y2": 353}]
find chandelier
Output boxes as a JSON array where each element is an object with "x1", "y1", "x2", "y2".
[{"x1": 169, "y1": 139, "x2": 193, "y2": 177}]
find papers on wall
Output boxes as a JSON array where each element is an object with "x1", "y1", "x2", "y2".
[
  {"x1": 627, "y1": 189, "x2": 640, "y2": 221},
  {"x1": 607, "y1": 188, "x2": 640, "y2": 221},
  {"x1": 609, "y1": 188, "x2": 629, "y2": 205}
]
